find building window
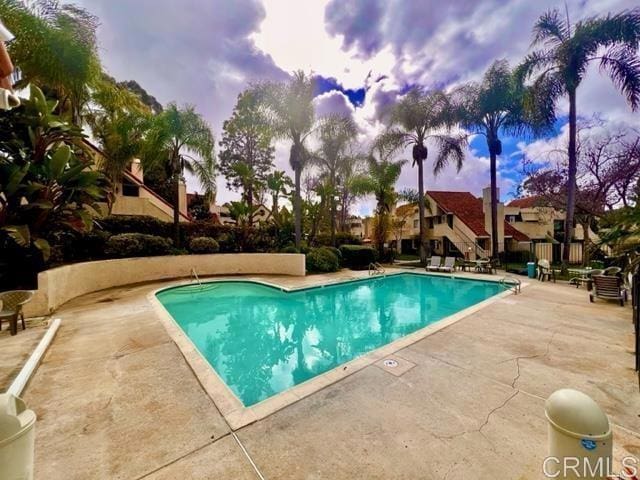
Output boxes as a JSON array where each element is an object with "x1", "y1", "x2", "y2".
[
  {"x1": 428, "y1": 217, "x2": 434, "y2": 229},
  {"x1": 122, "y1": 179, "x2": 140, "y2": 197},
  {"x1": 413, "y1": 219, "x2": 418, "y2": 229},
  {"x1": 447, "y1": 214, "x2": 453, "y2": 228}
]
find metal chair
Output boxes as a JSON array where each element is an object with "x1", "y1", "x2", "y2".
[{"x1": 0, "y1": 290, "x2": 34, "y2": 336}]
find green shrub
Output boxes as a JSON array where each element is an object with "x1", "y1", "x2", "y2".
[
  {"x1": 306, "y1": 248, "x2": 340, "y2": 273},
  {"x1": 322, "y1": 246, "x2": 342, "y2": 261},
  {"x1": 189, "y1": 237, "x2": 220, "y2": 254},
  {"x1": 105, "y1": 233, "x2": 173, "y2": 258},
  {"x1": 315, "y1": 232, "x2": 363, "y2": 247},
  {"x1": 339, "y1": 244, "x2": 376, "y2": 270},
  {"x1": 280, "y1": 245, "x2": 299, "y2": 253},
  {"x1": 99, "y1": 215, "x2": 172, "y2": 237}
]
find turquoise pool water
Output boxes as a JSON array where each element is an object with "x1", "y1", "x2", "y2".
[{"x1": 156, "y1": 273, "x2": 502, "y2": 406}]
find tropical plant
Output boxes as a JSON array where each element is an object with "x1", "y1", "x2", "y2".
[
  {"x1": 140, "y1": 103, "x2": 215, "y2": 246},
  {"x1": 337, "y1": 150, "x2": 365, "y2": 232},
  {"x1": 352, "y1": 140, "x2": 407, "y2": 258},
  {"x1": 256, "y1": 71, "x2": 316, "y2": 248},
  {"x1": 456, "y1": 59, "x2": 551, "y2": 257},
  {"x1": 518, "y1": 7, "x2": 640, "y2": 267},
  {"x1": 265, "y1": 170, "x2": 292, "y2": 225},
  {"x1": 0, "y1": 85, "x2": 110, "y2": 262},
  {"x1": 384, "y1": 88, "x2": 466, "y2": 262},
  {"x1": 219, "y1": 90, "x2": 275, "y2": 215},
  {"x1": 313, "y1": 115, "x2": 358, "y2": 245}
]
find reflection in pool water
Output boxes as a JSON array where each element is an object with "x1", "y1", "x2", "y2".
[{"x1": 156, "y1": 274, "x2": 502, "y2": 406}]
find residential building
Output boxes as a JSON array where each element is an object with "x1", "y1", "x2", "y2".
[
  {"x1": 86, "y1": 141, "x2": 191, "y2": 223},
  {"x1": 392, "y1": 188, "x2": 530, "y2": 259}
]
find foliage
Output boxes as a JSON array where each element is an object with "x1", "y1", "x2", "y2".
[
  {"x1": 256, "y1": 71, "x2": 316, "y2": 247},
  {"x1": 321, "y1": 245, "x2": 342, "y2": 261},
  {"x1": 280, "y1": 245, "x2": 299, "y2": 253},
  {"x1": 518, "y1": 7, "x2": 640, "y2": 265},
  {"x1": 339, "y1": 244, "x2": 376, "y2": 270},
  {"x1": 382, "y1": 88, "x2": 467, "y2": 261},
  {"x1": 305, "y1": 247, "x2": 340, "y2": 273},
  {"x1": 189, "y1": 236, "x2": 220, "y2": 254},
  {"x1": 314, "y1": 231, "x2": 363, "y2": 247},
  {"x1": 104, "y1": 233, "x2": 173, "y2": 258},
  {"x1": 140, "y1": 103, "x2": 215, "y2": 245},
  {"x1": 219, "y1": 90, "x2": 275, "y2": 211},
  {"x1": 265, "y1": 170, "x2": 293, "y2": 225},
  {"x1": 0, "y1": 85, "x2": 110, "y2": 263}
]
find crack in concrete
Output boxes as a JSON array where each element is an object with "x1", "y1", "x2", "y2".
[{"x1": 499, "y1": 329, "x2": 558, "y2": 389}]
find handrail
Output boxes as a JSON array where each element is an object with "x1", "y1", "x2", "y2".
[
  {"x1": 191, "y1": 267, "x2": 202, "y2": 287},
  {"x1": 368, "y1": 262, "x2": 385, "y2": 276},
  {"x1": 451, "y1": 221, "x2": 490, "y2": 259},
  {"x1": 500, "y1": 275, "x2": 521, "y2": 294}
]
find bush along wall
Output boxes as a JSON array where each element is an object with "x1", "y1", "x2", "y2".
[
  {"x1": 339, "y1": 245, "x2": 376, "y2": 270},
  {"x1": 306, "y1": 247, "x2": 341, "y2": 273}
]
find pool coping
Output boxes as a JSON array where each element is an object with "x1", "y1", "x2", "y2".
[{"x1": 149, "y1": 270, "x2": 528, "y2": 430}]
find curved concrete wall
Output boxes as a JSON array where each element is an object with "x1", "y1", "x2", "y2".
[{"x1": 24, "y1": 253, "x2": 305, "y2": 316}]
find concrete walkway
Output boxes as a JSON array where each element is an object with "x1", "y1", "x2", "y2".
[{"x1": 20, "y1": 271, "x2": 640, "y2": 479}]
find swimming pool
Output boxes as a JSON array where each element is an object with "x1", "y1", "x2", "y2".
[{"x1": 156, "y1": 273, "x2": 503, "y2": 407}]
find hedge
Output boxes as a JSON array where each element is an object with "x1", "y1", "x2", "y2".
[
  {"x1": 306, "y1": 247, "x2": 341, "y2": 273},
  {"x1": 339, "y1": 244, "x2": 376, "y2": 270},
  {"x1": 189, "y1": 237, "x2": 220, "y2": 254},
  {"x1": 105, "y1": 233, "x2": 173, "y2": 258}
]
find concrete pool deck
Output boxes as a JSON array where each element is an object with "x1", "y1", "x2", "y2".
[{"x1": 17, "y1": 269, "x2": 640, "y2": 479}]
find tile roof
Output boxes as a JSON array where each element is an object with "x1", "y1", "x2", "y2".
[
  {"x1": 427, "y1": 191, "x2": 490, "y2": 237},
  {"x1": 427, "y1": 190, "x2": 530, "y2": 241},
  {"x1": 395, "y1": 202, "x2": 417, "y2": 217},
  {"x1": 507, "y1": 196, "x2": 543, "y2": 208}
]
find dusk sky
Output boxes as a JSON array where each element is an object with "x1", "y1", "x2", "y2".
[{"x1": 77, "y1": 0, "x2": 638, "y2": 215}]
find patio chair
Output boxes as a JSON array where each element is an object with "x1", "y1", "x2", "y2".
[
  {"x1": 603, "y1": 266, "x2": 622, "y2": 276},
  {"x1": 537, "y1": 259, "x2": 556, "y2": 283},
  {"x1": 590, "y1": 275, "x2": 625, "y2": 306},
  {"x1": 437, "y1": 256, "x2": 456, "y2": 273},
  {"x1": 0, "y1": 290, "x2": 34, "y2": 336},
  {"x1": 425, "y1": 256, "x2": 442, "y2": 272}
]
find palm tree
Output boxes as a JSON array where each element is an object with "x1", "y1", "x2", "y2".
[
  {"x1": 313, "y1": 115, "x2": 358, "y2": 245},
  {"x1": 265, "y1": 170, "x2": 292, "y2": 225},
  {"x1": 141, "y1": 104, "x2": 215, "y2": 246},
  {"x1": 337, "y1": 150, "x2": 365, "y2": 232},
  {"x1": 352, "y1": 139, "x2": 407, "y2": 258},
  {"x1": 518, "y1": 8, "x2": 640, "y2": 266},
  {"x1": 257, "y1": 71, "x2": 316, "y2": 248},
  {"x1": 385, "y1": 88, "x2": 466, "y2": 262},
  {"x1": 455, "y1": 59, "x2": 551, "y2": 257}
]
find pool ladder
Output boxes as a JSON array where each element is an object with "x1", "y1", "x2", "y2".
[
  {"x1": 368, "y1": 262, "x2": 385, "y2": 276},
  {"x1": 499, "y1": 275, "x2": 521, "y2": 294},
  {"x1": 191, "y1": 268, "x2": 203, "y2": 289}
]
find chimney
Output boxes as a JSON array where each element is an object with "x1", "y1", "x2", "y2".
[
  {"x1": 130, "y1": 159, "x2": 144, "y2": 183},
  {"x1": 482, "y1": 186, "x2": 505, "y2": 252}
]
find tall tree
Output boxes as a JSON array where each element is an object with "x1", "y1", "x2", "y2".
[
  {"x1": 265, "y1": 170, "x2": 292, "y2": 225},
  {"x1": 219, "y1": 90, "x2": 275, "y2": 216},
  {"x1": 384, "y1": 88, "x2": 466, "y2": 263},
  {"x1": 141, "y1": 104, "x2": 215, "y2": 246},
  {"x1": 257, "y1": 71, "x2": 316, "y2": 248},
  {"x1": 518, "y1": 7, "x2": 640, "y2": 266},
  {"x1": 313, "y1": 115, "x2": 358, "y2": 245},
  {"x1": 456, "y1": 59, "x2": 551, "y2": 257},
  {"x1": 337, "y1": 150, "x2": 365, "y2": 232},
  {"x1": 352, "y1": 139, "x2": 407, "y2": 259}
]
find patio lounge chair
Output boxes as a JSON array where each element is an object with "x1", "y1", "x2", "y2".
[
  {"x1": 426, "y1": 256, "x2": 442, "y2": 271},
  {"x1": 0, "y1": 290, "x2": 34, "y2": 336},
  {"x1": 590, "y1": 275, "x2": 625, "y2": 306},
  {"x1": 603, "y1": 266, "x2": 622, "y2": 276},
  {"x1": 537, "y1": 259, "x2": 556, "y2": 282},
  {"x1": 437, "y1": 257, "x2": 456, "y2": 272}
]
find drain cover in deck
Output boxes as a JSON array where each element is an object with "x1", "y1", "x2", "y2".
[{"x1": 375, "y1": 356, "x2": 416, "y2": 377}]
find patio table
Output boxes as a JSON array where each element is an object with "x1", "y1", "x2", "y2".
[
  {"x1": 568, "y1": 268, "x2": 594, "y2": 288},
  {"x1": 474, "y1": 260, "x2": 491, "y2": 274}
]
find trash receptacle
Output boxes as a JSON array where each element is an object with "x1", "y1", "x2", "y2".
[
  {"x1": 527, "y1": 262, "x2": 536, "y2": 279},
  {"x1": 545, "y1": 389, "x2": 612, "y2": 479},
  {"x1": 0, "y1": 393, "x2": 36, "y2": 480}
]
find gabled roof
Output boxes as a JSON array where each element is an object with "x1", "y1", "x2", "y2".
[
  {"x1": 427, "y1": 190, "x2": 530, "y2": 242},
  {"x1": 395, "y1": 202, "x2": 417, "y2": 217},
  {"x1": 427, "y1": 191, "x2": 490, "y2": 237},
  {"x1": 507, "y1": 196, "x2": 544, "y2": 208}
]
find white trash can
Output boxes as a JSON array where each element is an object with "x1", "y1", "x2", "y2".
[
  {"x1": 0, "y1": 393, "x2": 36, "y2": 480},
  {"x1": 545, "y1": 389, "x2": 612, "y2": 479}
]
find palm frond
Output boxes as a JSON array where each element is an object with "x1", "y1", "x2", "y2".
[
  {"x1": 532, "y1": 10, "x2": 569, "y2": 47},
  {"x1": 599, "y1": 46, "x2": 640, "y2": 111},
  {"x1": 431, "y1": 134, "x2": 467, "y2": 175}
]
